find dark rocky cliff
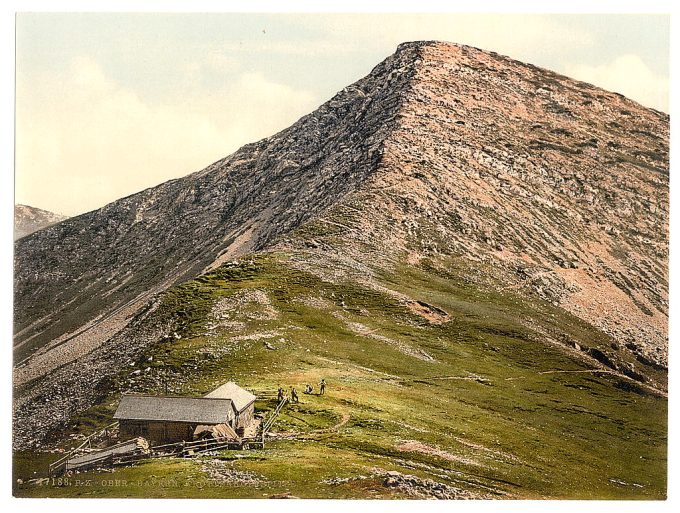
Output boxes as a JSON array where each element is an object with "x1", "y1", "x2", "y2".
[{"x1": 14, "y1": 43, "x2": 421, "y2": 367}]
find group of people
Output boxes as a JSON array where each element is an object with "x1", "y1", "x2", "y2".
[{"x1": 277, "y1": 379, "x2": 327, "y2": 403}]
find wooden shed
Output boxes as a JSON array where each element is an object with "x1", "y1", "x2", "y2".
[
  {"x1": 113, "y1": 395, "x2": 236, "y2": 445},
  {"x1": 204, "y1": 381, "x2": 256, "y2": 429}
]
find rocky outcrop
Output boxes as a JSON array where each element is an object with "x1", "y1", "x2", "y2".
[{"x1": 380, "y1": 469, "x2": 485, "y2": 499}]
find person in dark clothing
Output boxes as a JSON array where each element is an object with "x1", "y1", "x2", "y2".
[
  {"x1": 319, "y1": 379, "x2": 326, "y2": 395},
  {"x1": 277, "y1": 387, "x2": 284, "y2": 402},
  {"x1": 291, "y1": 387, "x2": 299, "y2": 403}
]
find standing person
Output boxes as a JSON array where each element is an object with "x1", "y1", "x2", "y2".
[
  {"x1": 319, "y1": 379, "x2": 326, "y2": 395},
  {"x1": 277, "y1": 387, "x2": 284, "y2": 402},
  {"x1": 291, "y1": 387, "x2": 299, "y2": 403}
]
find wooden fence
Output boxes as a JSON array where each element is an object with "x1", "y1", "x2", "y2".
[
  {"x1": 48, "y1": 422, "x2": 119, "y2": 476},
  {"x1": 261, "y1": 397, "x2": 287, "y2": 436}
]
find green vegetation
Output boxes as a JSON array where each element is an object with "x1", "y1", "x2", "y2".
[{"x1": 15, "y1": 252, "x2": 667, "y2": 499}]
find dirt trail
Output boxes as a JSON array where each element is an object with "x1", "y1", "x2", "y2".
[
  {"x1": 316, "y1": 411, "x2": 351, "y2": 434},
  {"x1": 269, "y1": 411, "x2": 351, "y2": 441}
]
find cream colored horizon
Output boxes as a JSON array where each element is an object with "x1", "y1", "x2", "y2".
[{"x1": 15, "y1": 13, "x2": 669, "y2": 217}]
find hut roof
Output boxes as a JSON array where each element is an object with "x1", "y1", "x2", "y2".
[
  {"x1": 204, "y1": 381, "x2": 256, "y2": 412},
  {"x1": 113, "y1": 395, "x2": 235, "y2": 424}
]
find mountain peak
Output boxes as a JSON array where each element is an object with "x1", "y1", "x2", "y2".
[
  {"x1": 355, "y1": 39, "x2": 669, "y2": 368},
  {"x1": 14, "y1": 204, "x2": 68, "y2": 240},
  {"x1": 395, "y1": 39, "x2": 464, "y2": 51}
]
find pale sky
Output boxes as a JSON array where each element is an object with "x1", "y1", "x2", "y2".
[{"x1": 15, "y1": 13, "x2": 670, "y2": 217}]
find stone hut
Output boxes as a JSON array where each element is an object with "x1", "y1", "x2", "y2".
[
  {"x1": 114, "y1": 395, "x2": 236, "y2": 445},
  {"x1": 113, "y1": 382, "x2": 257, "y2": 445}
]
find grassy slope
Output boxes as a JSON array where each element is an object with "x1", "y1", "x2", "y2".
[{"x1": 14, "y1": 252, "x2": 666, "y2": 499}]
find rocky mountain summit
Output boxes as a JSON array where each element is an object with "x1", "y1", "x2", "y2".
[
  {"x1": 14, "y1": 204, "x2": 68, "y2": 240},
  {"x1": 287, "y1": 42, "x2": 668, "y2": 373},
  {"x1": 13, "y1": 41, "x2": 668, "y2": 449}
]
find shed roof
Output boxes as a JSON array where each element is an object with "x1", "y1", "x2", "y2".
[
  {"x1": 204, "y1": 382, "x2": 256, "y2": 412},
  {"x1": 113, "y1": 395, "x2": 235, "y2": 424}
]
